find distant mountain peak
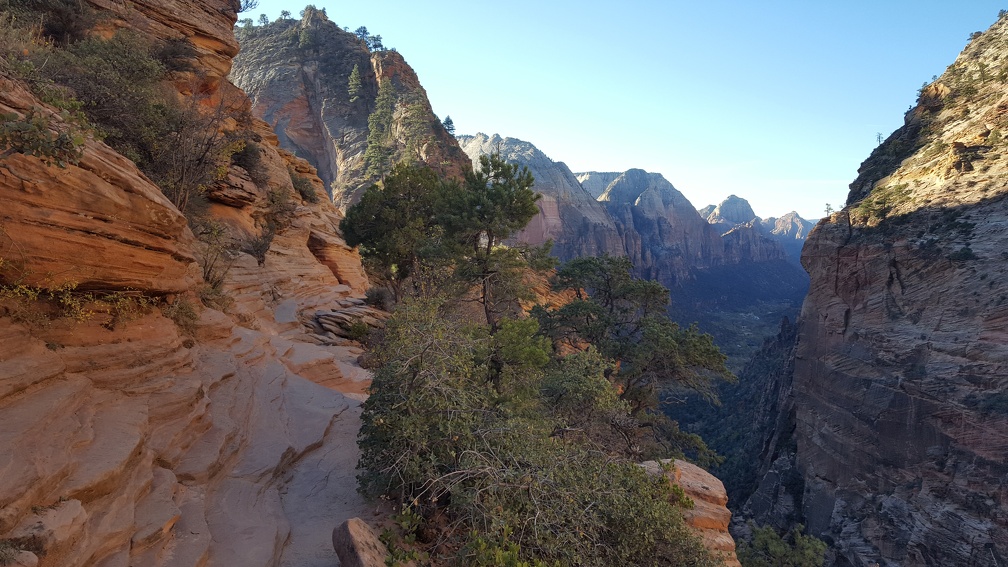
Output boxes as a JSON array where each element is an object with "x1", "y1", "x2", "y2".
[{"x1": 707, "y1": 194, "x2": 757, "y2": 225}]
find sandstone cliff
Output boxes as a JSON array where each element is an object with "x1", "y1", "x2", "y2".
[
  {"x1": 761, "y1": 212, "x2": 816, "y2": 263},
  {"x1": 789, "y1": 14, "x2": 1008, "y2": 566},
  {"x1": 458, "y1": 134, "x2": 624, "y2": 261},
  {"x1": 230, "y1": 11, "x2": 470, "y2": 208},
  {"x1": 575, "y1": 170, "x2": 621, "y2": 199},
  {"x1": 642, "y1": 459, "x2": 742, "y2": 567},
  {"x1": 0, "y1": 2, "x2": 381, "y2": 565}
]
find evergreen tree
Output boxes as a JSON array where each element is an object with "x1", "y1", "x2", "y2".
[
  {"x1": 363, "y1": 79, "x2": 396, "y2": 177},
  {"x1": 437, "y1": 152, "x2": 541, "y2": 330},
  {"x1": 340, "y1": 164, "x2": 443, "y2": 299},
  {"x1": 442, "y1": 115, "x2": 455, "y2": 136},
  {"x1": 347, "y1": 63, "x2": 362, "y2": 104},
  {"x1": 534, "y1": 255, "x2": 733, "y2": 459}
]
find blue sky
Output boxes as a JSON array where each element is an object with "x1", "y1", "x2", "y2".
[{"x1": 245, "y1": 2, "x2": 1005, "y2": 219}]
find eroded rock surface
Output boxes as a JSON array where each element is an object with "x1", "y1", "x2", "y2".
[
  {"x1": 230, "y1": 10, "x2": 470, "y2": 207},
  {"x1": 0, "y1": 1, "x2": 378, "y2": 565},
  {"x1": 642, "y1": 459, "x2": 741, "y2": 567},
  {"x1": 791, "y1": 15, "x2": 1008, "y2": 566}
]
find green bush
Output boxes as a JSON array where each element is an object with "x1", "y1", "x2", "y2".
[
  {"x1": 289, "y1": 169, "x2": 320, "y2": 203},
  {"x1": 232, "y1": 140, "x2": 268, "y2": 186},
  {"x1": 0, "y1": 107, "x2": 85, "y2": 167},
  {"x1": 737, "y1": 524, "x2": 827, "y2": 567},
  {"x1": 358, "y1": 298, "x2": 717, "y2": 566},
  {"x1": 949, "y1": 246, "x2": 978, "y2": 261}
]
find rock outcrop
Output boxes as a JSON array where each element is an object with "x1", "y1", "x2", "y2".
[
  {"x1": 0, "y1": 2, "x2": 380, "y2": 565},
  {"x1": 230, "y1": 11, "x2": 470, "y2": 207},
  {"x1": 642, "y1": 459, "x2": 741, "y2": 567},
  {"x1": 458, "y1": 134, "x2": 624, "y2": 261},
  {"x1": 788, "y1": 14, "x2": 1008, "y2": 566},
  {"x1": 597, "y1": 168, "x2": 726, "y2": 285},
  {"x1": 575, "y1": 170, "x2": 621, "y2": 199},
  {"x1": 0, "y1": 79, "x2": 198, "y2": 294}
]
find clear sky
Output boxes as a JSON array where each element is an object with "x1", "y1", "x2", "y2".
[{"x1": 245, "y1": 1, "x2": 1005, "y2": 219}]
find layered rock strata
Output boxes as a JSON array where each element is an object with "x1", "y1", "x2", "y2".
[
  {"x1": 792, "y1": 15, "x2": 1008, "y2": 566},
  {"x1": 0, "y1": 2, "x2": 378, "y2": 565},
  {"x1": 642, "y1": 459, "x2": 741, "y2": 567},
  {"x1": 230, "y1": 11, "x2": 470, "y2": 207}
]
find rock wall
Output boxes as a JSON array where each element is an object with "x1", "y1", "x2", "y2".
[
  {"x1": 458, "y1": 134, "x2": 624, "y2": 261},
  {"x1": 0, "y1": 2, "x2": 379, "y2": 565},
  {"x1": 642, "y1": 459, "x2": 741, "y2": 567},
  {"x1": 792, "y1": 15, "x2": 1008, "y2": 566},
  {"x1": 230, "y1": 11, "x2": 470, "y2": 207}
]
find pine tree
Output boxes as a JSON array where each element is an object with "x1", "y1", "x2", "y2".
[
  {"x1": 442, "y1": 115, "x2": 455, "y2": 136},
  {"x1": 347, "y1": 63, "x2": 362, "y2": 104}
]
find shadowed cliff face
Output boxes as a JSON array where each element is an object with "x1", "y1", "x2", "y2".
[
  {"x1": 792, "y1": 15, "x2": 1008, "y2": 567},
  {"x1": 230, "y1": 12, "x2": 470, "y2": 208}
]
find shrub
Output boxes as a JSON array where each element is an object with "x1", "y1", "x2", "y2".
[
  {"x1": 289, "y1": 169, "x2": 320, "y2": 203},
  {"x1": 162, "y1": 297, "x2": 198, "y2": 336},
  {"x1": 242, "y1": 225, "x2": 274, "y2": 266},
  {"x1": 38, "y1": 31, "x2": 169, "y2": 166},
  {"x1": 232, "y1": 140, "x2": 268, "y2": 187},
  {"x1": 364, "y1": 286, "x2": 394, "y2": 311},
  {"x1": 0, "y1": 107, "x2": 85, "y2": 167},
  {"x1": 155, "y1": 37, "x2": 198, "y2": 73},
  {"x1": 737, "y1": 523, "x2": 827, "y2": 567},
  {"x1": 949, "y1": 246, "x2": 978, "y2": 261},
  {"x1": 358, "y1": 298, "x2": 717, "y2": 566}
]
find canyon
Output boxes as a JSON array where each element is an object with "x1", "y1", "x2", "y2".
[
  {"x1": 0, "y1": 2, "x2": 740, "y2": 566},
  {"x1": 5, "y1": 1, "x2": 1006, "y2": 566}
]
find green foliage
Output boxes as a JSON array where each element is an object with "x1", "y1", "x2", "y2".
[
  {"x1": 0, "y1": 107, "x2": 85, "y2": 167},
  {"x1": 853, "y1": 182, "x2": 910, "y2": 223},
  {"x1": 364, "y1": 79, "x2": 396, "y2": 177},
  {"x1": 949, "y1": 245, "x2": 978, "y2": 261},
  {"x1": 538, "y1": 256, "x2": 731, "y2": 409},
  {"x1": 442, "y1": 115, "x2": 455, "y2": 136},
  {"x1": 340, "y1": 164, "x2": 444, "y2": 298},
  {"x1": 534, "y1": 256, "x2": 732, "y2": 461},
  {"x1": 297, "y1": 27, "x2": 316, "y2": 49},
  {"x1": 438, "y1": 152, "x2": 542, "y2": 329},
  {"x1": 0, "y1": 257, "x2": 154, "y2": 329},
  {"x1": 192, "y1": 220, "x2": 236, "y2": 305},
  {"x1": 289, "y1": 169, "x2": 320, "y2": 203},
  {"x1": 232, "y1": 140, "x2": 268, "y2": 187},
  {"x1": 162, "y1": 297, "x2": 198, "y2": 336},
  {"x1": 39, "y1": 31, "x2": 169, "y2": 166},
  {"x1": 156, "y1": 37, "x2": 198, "y2": 73},
  {"x1": 737, "y1": 524, "x2": 827, "y2": 567},
  {"x1": 347, "y1": 63, "x2": 362, "y2": 103},
  {"x1": 358, "y1": 298, "x2": 718, "y2": 566},
  {"x1": 440, "y1": 153, "x2": 540, "y2": 258},
  {"x1": 16, "y1": 28, "x2": 240, "y2": 216}
]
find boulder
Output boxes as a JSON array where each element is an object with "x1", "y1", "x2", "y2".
[{"x1": 332, "y1": 518, "x2": 388, "y2": 567}]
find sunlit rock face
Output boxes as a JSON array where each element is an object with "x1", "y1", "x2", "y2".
[
  {"x1": 458, "y1": 134, "x2": 625, "y2": 261},
  {"x1": 791, "y1": 15, "x2": 1008, "y2": 566},
  {"x1": 0, "y1": 1, "x2": 376, "y2": 564},
  {"x1": 231, "y1": 11, "x2": 470, "y2": 208}
]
